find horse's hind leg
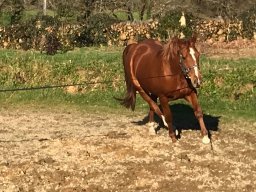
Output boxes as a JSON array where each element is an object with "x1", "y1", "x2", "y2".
[
  {"x1": 148, "y1": 94, "x2": 158, "y2": 134},
  {"x1": 137, "y1": 91, "x2": 164, "y2": 135},
  {"x1": 132, "y1": 79, "x2": 163, "y2": 119},
  {"x1": 132, "y1": 80, "x2": 163, "y2": 134},
  {"x1": 136, "y1": 89, "x2": 163, "y2": 118},
  {"x1": 148, "y1": 94, "x2": 158, "y2": 123},
  {"x1": 185, "y1": 93, "x2": 210, "y2": 144},
  {"x1": 159, "y1": 96, "x2": 177, "y2": 142}
]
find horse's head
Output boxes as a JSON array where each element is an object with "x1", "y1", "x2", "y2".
[{"x1": 170, "y1": 36, "x2": 202, "y2": 88}]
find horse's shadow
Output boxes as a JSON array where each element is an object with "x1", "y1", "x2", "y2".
[{"x1": 132, "y1": 103, "x2": 220, "y2": 135}]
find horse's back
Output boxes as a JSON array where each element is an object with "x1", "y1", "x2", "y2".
[
  {"x1": 133, "y1": 40, "x2": 165, "y2": 76},
  {"x1": 122, "y1": 38, "x2": 168, "y2": 86},
  {"x1": 123, "y1": 39, "x2": 165, "y2": 79}
]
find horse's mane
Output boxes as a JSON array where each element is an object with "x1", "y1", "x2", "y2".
[
  {"x1": 162, "y1": 38, "x2": 179, "y2": 64},
  {"x1": 162, "y1": 37, "x2": 191, "y2": 64}
]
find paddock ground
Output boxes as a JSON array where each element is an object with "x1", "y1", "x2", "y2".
[{"x1": 0, "y1": 107, "x2": 255, "y2": 192}]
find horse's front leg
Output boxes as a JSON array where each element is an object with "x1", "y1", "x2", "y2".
[
  {"x1": 185, "y1": 92, "x2": 210, "y2": 144},
  {"x1": 159, "y1": 96, "x2": 177, "y2": 142}
]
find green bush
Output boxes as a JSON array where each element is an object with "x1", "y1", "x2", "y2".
[
  {"x1": 0, "y1": 14, "x2": 79, "y2": 54},
  {"x1": 155, "y1": 10, "x2": 196, "y2": 40},
  {"x1": 75, "y1": 13, "x2": 121, "y2": 46}
]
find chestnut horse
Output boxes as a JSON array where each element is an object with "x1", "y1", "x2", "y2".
[{"x1": 117, "y1": 36, "x2": 210, "y2": 144}]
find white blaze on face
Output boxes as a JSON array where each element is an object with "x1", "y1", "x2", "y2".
[{"x1": 189, "y1": 48, "x2": 200, "y2": 83}]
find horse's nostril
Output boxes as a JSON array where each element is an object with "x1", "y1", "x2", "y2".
[{"x1": 193, "y1": 79, "x2": 200, "y2": 88}]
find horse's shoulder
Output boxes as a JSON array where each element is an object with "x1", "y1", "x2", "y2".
[
  {"x1": 124, "y1": 43, "x2": 138, "y2": 53},
  {"x1": 123, "y1": 39, "x2": 163, "y2": 56}
]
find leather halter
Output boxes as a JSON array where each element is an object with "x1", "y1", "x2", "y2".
[{"x1": 179, "y1": 54, "x2": 199, "y2": 79}]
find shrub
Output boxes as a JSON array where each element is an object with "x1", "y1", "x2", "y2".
[
  {"x1": 155, "y1": 10, "x2": 196, "y2": 40},
  {"x1": 75, "y1": 13, "x2": 121, "y2": 46},
  {"x1": 0, "y1": 14, "x2": 80, "y2": 54},
  {"x1": 239, "y1": 6, "x2": 256, "y2": 39}
]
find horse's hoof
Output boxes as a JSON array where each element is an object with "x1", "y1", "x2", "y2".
[
  {"x1": 148, "y1": 122, "x2": 156, "y2": 135},
  {"x1": 148, "y1": 127, "x2": 156, "y2": 135},
  {"x1": 171, "y1": 137, "x2": 177, "y2": 143},
  {"x1": 202, "y1": 135, "x2": 210, "y2": 144},
  {"x1": 169, "y1": 134, "x2": 177, "y2": 143}
]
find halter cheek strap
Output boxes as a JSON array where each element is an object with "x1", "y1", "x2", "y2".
[{"x1": 179, "y1": 54, "x2": 199, "y2": 79}]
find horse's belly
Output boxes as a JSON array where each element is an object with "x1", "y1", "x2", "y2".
[{"x1": 139, "y1": 76, "x2": 190, "y2": 98}]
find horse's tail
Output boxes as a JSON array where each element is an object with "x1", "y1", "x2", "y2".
[
  {"x1": 115, "y1": 44, "x2": 137, "y2": 111},
  {"x1": 116, "y1": 80, "x2": 136, "y2": 111}
]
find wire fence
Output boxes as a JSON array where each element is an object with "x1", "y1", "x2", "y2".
[
  {"x1": 0, "y1": 73, "x2": 189, "y2": 93},
  {"x1": 0, "y1": 80, "x2": 117, "y2": 93}
]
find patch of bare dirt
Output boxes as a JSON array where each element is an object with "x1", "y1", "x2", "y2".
[
  {"x1": 0, "y1": 107, "x2": 255, "y2": 191},
  {"x1": 198, "y1": 39, "x2": 256, "y2": 59}
]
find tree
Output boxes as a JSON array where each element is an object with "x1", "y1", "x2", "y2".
[
  {"x1": 43, "y1": 0, "x2": 46, "y2": 15},
  {"x1": 144, "y1": 0, "x2": 255, "y2": 19}
]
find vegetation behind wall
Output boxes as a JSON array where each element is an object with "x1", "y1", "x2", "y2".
[{"x1": 0, "y1": 1, "x2": 256, "y2": 54}]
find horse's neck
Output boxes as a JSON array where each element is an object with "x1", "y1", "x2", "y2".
[{"x1": 167, "y1": 56, "x2": 182, "y2": 75}]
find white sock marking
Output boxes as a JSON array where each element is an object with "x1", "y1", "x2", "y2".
[
  {"x1": 161, "y1": 115, "x2": 168, "y2": 127},
  {"x1": 175, "y1": 129, "x2": 178, "y2": 136},
  {"x1": 202, "y1": 135, "x2": 210, "y2": 144}
]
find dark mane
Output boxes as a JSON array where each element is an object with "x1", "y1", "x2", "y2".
[
  {"x1": 162, "y1": 37, "x2": 180, "y2": 64},
  {"x1": 162, "y1": 40, "x2": 172, "y2": 64},
  {"x1": 162, "y1": 37, "x2": 194, "y2": 64}
]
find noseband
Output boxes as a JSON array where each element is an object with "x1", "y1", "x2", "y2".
[{"x1": 179, "y1": 54, "x2": 199, "y2": 79}]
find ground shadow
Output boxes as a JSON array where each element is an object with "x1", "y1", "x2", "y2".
[{"x1": 132, "y1": 103, "x2": 220, "y2": 133}]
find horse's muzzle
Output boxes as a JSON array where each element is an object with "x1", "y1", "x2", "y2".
[{"x1": 192, "y1": 79, "x2": 201, "y2": 88}]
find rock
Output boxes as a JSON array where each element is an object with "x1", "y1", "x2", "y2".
[
  {"x1": 119, "y1": 33, "x2": 127, "y2": 41},
  {"x1": 218, "y1": 35, "x2": 226, "y2": 42},
  {"x1": 217, "y1": 29, "x2": 224, "y2": 35},
  {"x1": 65, "y1": 86, "x2": 79, "y2": 94}
]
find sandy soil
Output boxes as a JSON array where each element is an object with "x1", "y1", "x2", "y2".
[{"x1": 0, "y1": 106, "x2": 255, "y2": 192}]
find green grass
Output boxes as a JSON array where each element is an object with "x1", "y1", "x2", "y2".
[
  {"x1": 199, "y1": 56, "x2": 256, "y2": 119},
  {"x1": 0, "y1": 48, "x2": 255, "y2": 120}
]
